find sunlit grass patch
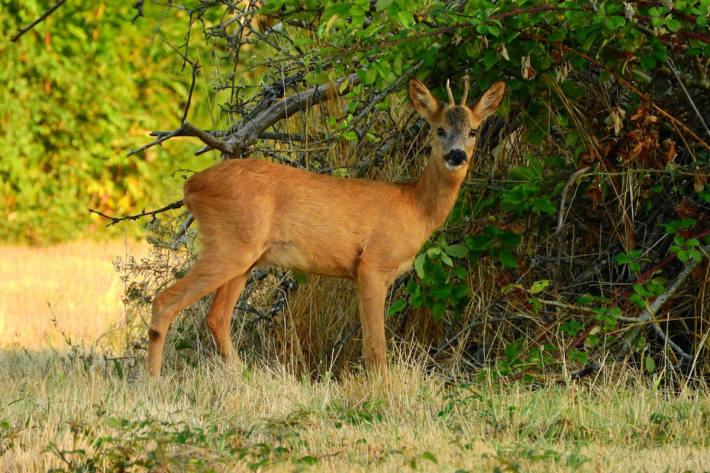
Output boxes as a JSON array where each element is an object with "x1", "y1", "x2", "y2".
[
  {"x1": 1, "y1": 354, "x2": 708, "y2": 472},
  {"x1": 0, "y1": 240, "x2": 145, "y2": 351}
]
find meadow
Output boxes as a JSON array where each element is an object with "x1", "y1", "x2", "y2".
[{"x1": 1, "y1": 242, "x2": 709, "y2": 472}]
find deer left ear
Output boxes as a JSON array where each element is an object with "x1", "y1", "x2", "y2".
[
  {"x1": 470, "y1": 81, "x2": 505, "y2": 120},
  {"x1": 409, "y1": 78, "x2": 441, "y2": 122}
]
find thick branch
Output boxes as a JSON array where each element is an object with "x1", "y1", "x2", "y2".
[
  {"x1": 134, "y1": 73, "x2": 360, "y2": 158},
  {"x1": 223, "y1": 73, "x2": 360, "y2": 157}
]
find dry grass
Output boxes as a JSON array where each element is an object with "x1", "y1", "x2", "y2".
[
  {"x1": 1, "y1": 354, "x2": 709, "y2": 472},
  {"x1": 0, "y1": 240, "x2": 146, "y2": 351},
  {"x1": 1, "y1": 243, "x2": 709, "y2": 473}
]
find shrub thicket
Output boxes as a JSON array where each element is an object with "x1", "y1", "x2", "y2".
[{"x1": 16, "y1": 1, "x2": 710, "y2": 381}]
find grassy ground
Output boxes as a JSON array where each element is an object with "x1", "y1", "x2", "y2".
[
  {"x1": 1, "y1": 242, "x2": 709, "y2": 472},
  {"x1": 1, "y1": 356, "x2": 709, "y2": 472}
]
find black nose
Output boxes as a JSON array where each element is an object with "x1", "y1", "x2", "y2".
[{"x1": 444, "y1": 149, "x2": 466, "y2": 166}]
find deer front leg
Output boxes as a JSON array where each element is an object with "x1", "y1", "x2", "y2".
[
  {"x1": 148, "y1": 254, "x2": 249, "y2": 378},
  {"x1": 205, "y1": 274, "x2": 247, "y2": 360},
  {"x1": 357, "y1": 271, "x2": 389, "y2": 376}
]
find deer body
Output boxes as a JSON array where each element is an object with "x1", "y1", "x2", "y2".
[{"x1": 147, "y1": 78, "x2": 505, "y2": 378}]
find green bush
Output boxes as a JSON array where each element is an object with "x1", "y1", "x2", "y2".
[{"x1": 1, "y1": 1, "x2": 206, "y2": 243}]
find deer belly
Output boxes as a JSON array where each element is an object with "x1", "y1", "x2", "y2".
[{"x1": 258, "y1": 241, "x2": 355, "y2": 279}]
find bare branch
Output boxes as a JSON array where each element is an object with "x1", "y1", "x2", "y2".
[
  {"x1": 136, "y1": 73, "x2": 361, "y2": 158},
  {"x1": 667, "y1": 59, "x2": 710, "y2": 141},
  {"x1": 182, "y1": 60, "x2": 201, "y2": 124},
  {"x1": 630, "y1": 250, "x2": 708, "y2": 361},
  {"x1": 11, "y1": 0, "x2": 67, "y2": 42},
  {"x1": 131, "y1": 0, "x2": 145, "y2": 24},
  {"x1": 129, "y1": 121, "x2": 235, "y2": 157},
  {"x1": 223, "y1": 73, "x2": 360, "y2": 157},
  {"x1": 182, "y1": 121, "x2": 236, "y2": 155},
  {"x1": 89, "y1": 200, "x2": 184, "y2": 227}
]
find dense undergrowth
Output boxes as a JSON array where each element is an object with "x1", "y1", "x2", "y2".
[{"x1": 104, "y1": 1, "x2": 710, "y2": 385}]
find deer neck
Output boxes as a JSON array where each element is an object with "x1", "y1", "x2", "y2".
[{"x1": 411, "y1": 155, "x2": 466, "y2": 234}]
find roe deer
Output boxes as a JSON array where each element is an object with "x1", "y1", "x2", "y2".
[{"x1": 147, "y1": 77, "x2": 505, "y2": 377}]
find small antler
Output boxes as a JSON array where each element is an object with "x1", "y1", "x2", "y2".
[
  {"x1": 445, "y1": 79, "x2": 455, "y2": 105},
  {"x1": 460, "y1": 76, "x2": 470, "y2": 106}
]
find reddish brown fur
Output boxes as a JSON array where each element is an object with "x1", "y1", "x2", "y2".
[{"x1": 147, "y1": 78, "x2": 505, "y2": 378}]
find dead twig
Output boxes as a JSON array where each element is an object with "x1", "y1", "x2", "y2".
[
  {"x1": 11, "y1": 0, "x2": 67, "y2": 42},
  {"x1": 89, "y1": 200, "x2": 184, "y2": 227},
  {"x1": 628, "y1": 249, "x2": 708, "y2": 361},
  {"x1": 133, "y1": 74, "x2": 360, "y2": 158},
  {"x1": 556, "y1": 166, "x2": 591, "y2": 267},
  {"x1": 667, "y1": 59, "x2": 710, "y2": 142}
]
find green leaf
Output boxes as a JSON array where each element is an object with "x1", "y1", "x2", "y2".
[
  {"x1": 440, "y1": 253, "x2": 454, "y2": 267},
  {"x1": 445, "y1": 244, "x2": 469, "y2": 258},
  {"x1": 665, "y1": 17, "x2": 681, "y2": 32},
  {"x1": 430, "y1": 286, "x2": 452, "y2": 299},
  {"x1": 530, "y1": 280, "x2": 549, "y2": 294},
  {"x1": 640, "y1": 55, "x2": 656, "y2": 70},
  {"x1": 615, "y1": 253, "x2": 630, "y2": 265},
  {"x1": 396, "y1": 10, "x2": 414, "y2": 28},
  {"x1": 342, "y1": 131, "x2": 358, "y2": 141},
  {"x1": 432, "y1": 301, "x2": 446, "y2": 320},
  {"x1": 645, "y1": 354, "x2": 656, "y2": 373},
  {"x1": 498, "y1": 249, "x2": 518, "y2": 268},
  {"x1": 387, "y1": 299, "x2": 407, "y2": 316},
  {"x1": 414, "y1": 253, "x2": 426, "y2": 279},
  {"x1": 297, "y1": 456, "x2": 319, "y2": 465}
]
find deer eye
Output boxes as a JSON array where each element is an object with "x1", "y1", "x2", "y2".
[
  {"x1": 437, "y1": 128, "x2": 445, "y2": 137},
  {"x1": 469, "y1": 129, "x2": 477, "y2": 137}
]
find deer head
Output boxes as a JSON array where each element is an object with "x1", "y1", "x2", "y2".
[{"x1": 408, "y1": 77, "x2": 505, "y2": 171}]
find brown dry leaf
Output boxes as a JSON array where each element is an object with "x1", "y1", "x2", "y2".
[
  {"x1": 497, "y1": 43, "x2": 509, "y2": 61},
  {"x1": 694, "y1": 167, "x2": 707, "y2": 193},
  {"x1": 610, "y1": 107, "x2": 626, "y2": 136},
  {"x1": 586, "y1": 182, "x2": 603, "y2": 210},
  {"x1": 691, "y1": 262, "x2": 709, "y2": 282},
  {"x1": 630, "y1": 107, "x2": 645, "y2": 122},
  {"x1": 664, "y1": 139, "x2": 677, "y2": 165},
  {"x1": 675, "y1": 199, "x2": 697, "y2": 219},
  {"x1": 644, "y1": 113, "x2": 658, "y2": 125},
  {"x1": 521, "y1": 55, "x2": 536, "y2": 80},
  {"x1": 495, "y1": 271, "x2": 514, "y2": 288}
]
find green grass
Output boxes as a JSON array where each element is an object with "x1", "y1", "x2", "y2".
[{"x1": 2, "y1": 352, "x2": 709, "y2": 472}]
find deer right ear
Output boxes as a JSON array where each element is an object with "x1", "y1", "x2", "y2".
[{"x1": 409, "y1": 78, "x2": 441, "y2": 122}]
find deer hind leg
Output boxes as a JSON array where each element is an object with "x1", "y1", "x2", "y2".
[
  {"x1": 147, "y1": 253, "x2": 255, "y2": 378},
  {"x1": 205, "y1": 274, "x2": 248, "y2": 360},
  {"x1": 356, "y1": 269, "x2": 389, "y2": 377}
]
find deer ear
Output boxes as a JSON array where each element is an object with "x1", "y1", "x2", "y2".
[
  {"x1": 409, "y1": 78, "x2": 441, "y2": 121},
  {"x1": 470, "y1": 81, "x2": 505, "y2": 120}
]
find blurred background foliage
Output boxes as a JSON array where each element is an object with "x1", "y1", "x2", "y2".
[{"x1": 1, "y1": 0, "x2": 212, "y2": 243}]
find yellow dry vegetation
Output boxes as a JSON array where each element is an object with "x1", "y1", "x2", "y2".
[
  {"x1": 0, "y1": 240, "x2": 146, "y2": 350},
  {"x1": 1, "y1": 358, "x2": 709, "y2": 472}
]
